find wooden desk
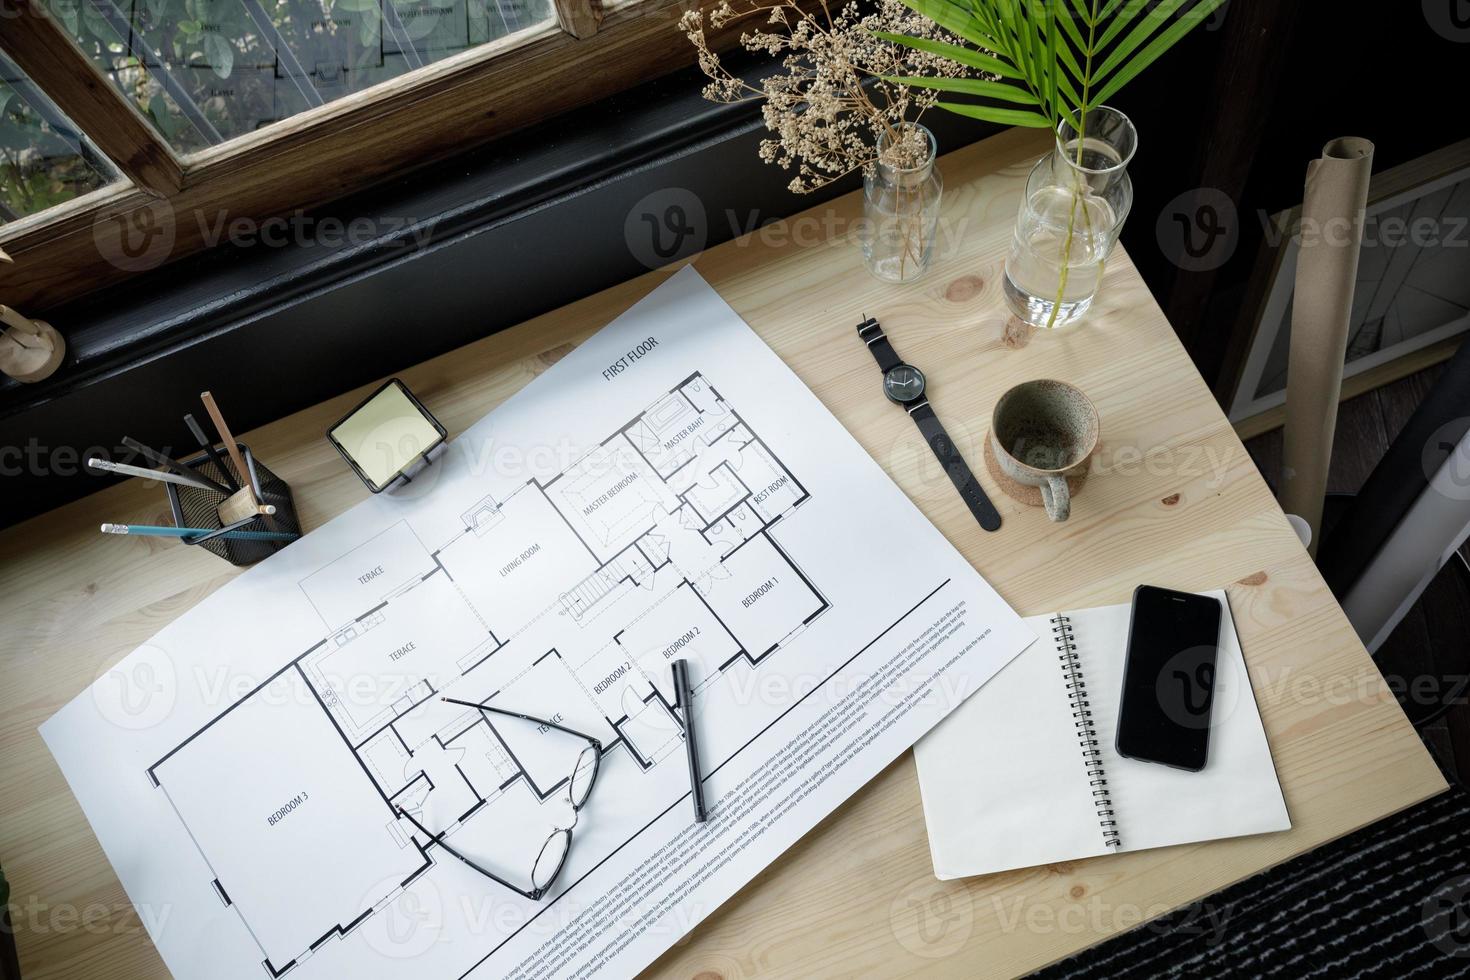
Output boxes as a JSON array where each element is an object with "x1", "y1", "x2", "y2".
[{"x1": 0, "y1": 127, "x2": 1446, "y2": 979}]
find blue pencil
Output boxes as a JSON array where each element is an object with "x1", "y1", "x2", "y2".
[{"x1": 101, "y1": 523, "x2": 298, "y2": 542}]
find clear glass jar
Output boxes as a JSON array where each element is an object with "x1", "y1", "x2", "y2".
[
  {"x1": 1003, "y1": 106, "x2": 1136, "y2": 328},
  {"x1": 862, "y1": 124, "x2": 943, "y2": 283}
]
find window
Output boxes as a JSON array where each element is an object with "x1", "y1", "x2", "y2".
[
  {"x1": 0, "y1": 0, "x2": 737, "y2": 311},
  {"x1": 45, "y1": 0, "x2": 558, "y2": 151},
  {"x1": 0, "y1": 50, "x2": 119, "y2": 222}
]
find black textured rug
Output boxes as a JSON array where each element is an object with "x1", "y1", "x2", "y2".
[{"x1": 1031, "y1": 753, "x2": 1470, "y2": 978}]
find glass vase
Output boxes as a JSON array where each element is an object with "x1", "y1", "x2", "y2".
[
  {"x1": 1003, "y1": 106, "x2": 1136, "y2": 328},
  {"x1": 862, "y1": 124, "x2": 942, "y2": 283}
]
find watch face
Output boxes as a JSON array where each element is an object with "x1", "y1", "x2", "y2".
[{"x1": 883, "y1": 364, "x2": 926, "y2": 404}]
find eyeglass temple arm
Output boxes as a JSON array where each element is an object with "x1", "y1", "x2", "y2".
[
  {"x1": 395, "y1": 805, "x2": 543, "y2": 901},
  {"x1": 442, "y1": 696, "x2": 603, "y2": 748}
]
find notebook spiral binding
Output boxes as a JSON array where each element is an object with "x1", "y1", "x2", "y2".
[{"x1": 1052, "y1": 614, "x2": 1122, "y2": 849}]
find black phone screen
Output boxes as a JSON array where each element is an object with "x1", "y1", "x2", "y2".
[{"x1": 1115, "y1": 586, "x2": 1223, "y2": 771}]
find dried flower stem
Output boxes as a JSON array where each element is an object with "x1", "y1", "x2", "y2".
[{"x1": 680, "y1": 0, "x2": 984, "y2": 194}]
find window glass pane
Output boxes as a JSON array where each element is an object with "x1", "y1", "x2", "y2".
[
  {"x1": 45, "y1": 0, "x2": 556, "y2": 153},
  {"x1": 0, "y1": 52, "x2": 119, "y2": 224}
]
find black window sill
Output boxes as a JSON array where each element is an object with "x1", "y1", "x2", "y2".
[{"x1": 0, "y1": 55, "x2": 997, "y2": 528}]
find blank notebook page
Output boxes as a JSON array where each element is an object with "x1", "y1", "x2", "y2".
[
  {"x1": 915, "y1": 589, "x2": 1290, "y2": 879},
  {"x1": 916, "y1": 614, "x2": 1115, "y2": 878}
]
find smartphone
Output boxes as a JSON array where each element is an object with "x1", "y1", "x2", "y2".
[{"x1": 1115, "y1": 585, "x2": 1223, "y2": 771}]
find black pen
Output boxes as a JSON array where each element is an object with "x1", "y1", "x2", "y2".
[
  {"x1": 122, "y1": 436, "x2": 232, "y2": 495},
  {"x1": 184, "y1": 412, "x2": 240, "y2": 492},
  {"x1": 672, "y1": 659, "x2": 707, "y2": 823}
]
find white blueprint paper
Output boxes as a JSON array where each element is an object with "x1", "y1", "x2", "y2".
[{"x1": 42, "y1": 266, "x2": 1036, "y2": 980}]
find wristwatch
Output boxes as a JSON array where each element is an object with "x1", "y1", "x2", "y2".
[{"x1": 857, "y1": 316, "x2": 1002, "y2": 532}]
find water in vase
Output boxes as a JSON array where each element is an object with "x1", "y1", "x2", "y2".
[
  {"x1": 1003, "y1": 185, "x2": 1118, "y2": 328},
  {"x1": 1004, "y1": 106, "x2": 1137, "y2": 328}
]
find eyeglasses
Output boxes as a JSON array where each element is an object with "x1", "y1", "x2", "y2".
[{"x1": 395, "y1": 696, "x2": 602, "y2": 901}]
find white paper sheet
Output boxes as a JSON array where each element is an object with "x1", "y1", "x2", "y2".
[
  {"x1": 917, "y1": 590, "x2": 1289, "y2": 879},
  {"x1": 41, "y1": 267, "x2": 1036, "y2": 980}
]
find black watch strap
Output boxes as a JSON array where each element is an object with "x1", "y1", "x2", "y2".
[
  {"x1": 909, "y1": 402, "x2": 1002, "y2": 532},
  {"x1": 857, "y1": 317, "x2": 902, "y2": 372},
  {"x1": 857, "y1": 317, "x2": 1001, "y2": 533}
]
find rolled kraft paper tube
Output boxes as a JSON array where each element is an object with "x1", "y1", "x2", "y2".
[{"x1": 1280, "y1": 137, "x2": 1374, "y2": 555}]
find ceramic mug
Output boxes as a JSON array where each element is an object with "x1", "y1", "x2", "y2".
[{"x1": 990, "y1": 379, "x2": 1099, "y2": 522}]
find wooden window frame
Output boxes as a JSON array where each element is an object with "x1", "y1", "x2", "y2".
[{"x1": 0, "y1": 0, "x2": 739, "y2": 312}]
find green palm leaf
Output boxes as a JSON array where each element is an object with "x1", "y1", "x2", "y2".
[
  {"x1": 1092, "y1": 0, "x2": 1193, "y2": 81},
  {"x1": 886, "y1": 0, "x2": 1225, "y2": 133},
  {"x1": 869, "y1": 31, "x2": 1025, "y2": 80},
  {"x1": 898, "y1": 0, "x2": 988, "y2": 41},
  {"x1": 1042, "y1": 5, "x2": 1058, "y2": 118},
  {"x1": 935, "y1": 101, "x2": 1054, "y2": 128},
  {"x1": 884, "y1": 75, "x2": 1042, "y2": 104},
  {"x1": 1094, "y1": 0, "x2": 1154, "y2": 51},
  {"x1": 1090, "y1": 0, "x2": 1228, "y2": 105},
  {"x1": 989, "y1": 1, "x2": 1033, "y2": 92},
  {"x1": 1053, "y1": 0, "x2": 1088, "y2": 59}
]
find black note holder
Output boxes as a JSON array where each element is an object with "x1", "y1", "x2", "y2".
[{"x1": 165, "y1": 443, "x2": 301, "y2": 567}]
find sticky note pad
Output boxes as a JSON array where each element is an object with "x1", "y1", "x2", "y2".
[{"x1": 328, "y1": 379, "x2": 445, "y2": 492}]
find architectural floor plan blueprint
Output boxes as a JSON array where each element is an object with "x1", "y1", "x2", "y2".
[
  {"x1": 42, "y1": 267, "x2": 1036, "y2": 980},
  {"x1": 149, "y1": 373, "x2": 828, "y2": 975}
]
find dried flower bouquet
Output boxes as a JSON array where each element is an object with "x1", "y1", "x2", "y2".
[{"x1": 680, "y1": 0, "x2": 982, "y2": 194}]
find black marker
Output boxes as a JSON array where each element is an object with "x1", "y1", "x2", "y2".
[
  {"x1": 672, "y1": 659, "x2": 707, "y2": 823},
  {"x1": 184, "y1": 412, "x2": 240, "y2": 492}
]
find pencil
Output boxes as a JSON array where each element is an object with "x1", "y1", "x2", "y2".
[
  {"x1": 86, "y1": 457, "x2": 220, "y2": 492},
  {"x1": 184, "y1": 412, "x2": 240, "y2": 492},
  {"x1": 122, "y1": 436, "x2": 231, "y2": 495},
  {"x1": 199, "y1": 391, "x2": 259, "y2": 502},
  {"x1": 100, "y1": 523, "x2": 298, "y2": 542}
]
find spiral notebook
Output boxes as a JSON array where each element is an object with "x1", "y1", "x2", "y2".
[{"x1": 915, "y1": 589, "x2": 1290, "y2": 879}]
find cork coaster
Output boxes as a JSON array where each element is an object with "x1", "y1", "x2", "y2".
[{"x1": 984, "y1": 432, "x2": 1089, "y2": 508}]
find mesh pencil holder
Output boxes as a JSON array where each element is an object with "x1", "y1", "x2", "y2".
[{"x1": 165, "y1": 444, "x2": 300, "y2": 567}]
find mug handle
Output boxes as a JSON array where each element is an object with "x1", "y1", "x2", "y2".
[{"x1": 1040, "y1": 476, "x2": 1071, "y2": 522}]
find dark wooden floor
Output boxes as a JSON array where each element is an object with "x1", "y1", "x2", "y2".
[{"x1": 1244, "y1": 362, "x2": 1470, "y2": 786}]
